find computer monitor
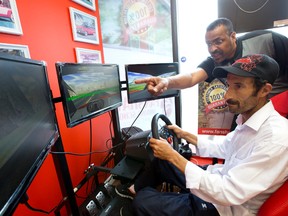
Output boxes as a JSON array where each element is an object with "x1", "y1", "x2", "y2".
[
  {"x1": 125, "y1": 63, "x2": 179, "y2": 104},
  {"x1": 55, "y1": 62, "x2": 122, "y2": 128},
  {"x1": 0, "y1": 53, "x2": 59, "y2": 215}
]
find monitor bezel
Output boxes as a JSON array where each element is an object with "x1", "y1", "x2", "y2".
[
  {"x1": 125, "y1": 62, "x2": 180, "y2": 104},
  {"x1": 0, "y1": 53, "x2": 59, "y2": 215},
  {"x1": 55, "y1": 62, "x2": 123, "y2": 128}
]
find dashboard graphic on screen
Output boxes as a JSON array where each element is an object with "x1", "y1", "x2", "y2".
[
  {"x1": 125, "y1": 63, "x2": 179, "y2": 104},
  {"x1": 56, "y1": 63, "x2": 122, "y2": 127}
]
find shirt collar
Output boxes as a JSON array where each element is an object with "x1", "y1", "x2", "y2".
[
  {"x1": 233, "y1": 39, "x2": 242, "y2": 61},
  {"x1": 219, "y1": 39, "x2": 242, "y2": 66},
  {"x1": 236, "y1": 101, "x2": 274, "y2": 131}
]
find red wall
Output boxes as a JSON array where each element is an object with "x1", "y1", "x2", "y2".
[{"x1": 0, "y1": 0, "x2": 114, "y2": 215}]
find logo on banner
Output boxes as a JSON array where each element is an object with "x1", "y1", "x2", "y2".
[
  {"x1": 202, "y1": 80, "x2": 227, "y2": 113},
  {"x1": 122, "y1": 0, "x2": 156, "y2": 35}
]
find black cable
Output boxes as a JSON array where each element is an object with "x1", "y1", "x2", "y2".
[
  {"x1": 21, "y1": 193, "x2": 59, "y2": 215},
  {"x1": 105, "y1": 138, "x2": 113, "y2": 150},
  {"x1": 108, "y1": 101, "x2": 147, "y2": 161},
  {"x1": 49, "y1": 142, "x2": 124, "y2": 156},
  {"x1": 87, "y1": 119, "x2": 93, "y2": 195},
  {"x1": 121, "y1": 101, "x2": 147, "y2": 142},
  {"x1": 89, "y1": 119, "x2": 93, "y2": 165},
  {"x1": 24, "y1": 201, "x2": 51, "y2": 214},
  {"x1": 75, "y1": 193, "x2": 87, "y2": 200},
  {"x1": 50, "y1": 102, "x2": 147, "y2": 157},
  {"x1": 108, "y1": 111, "x2": 113, "y2": 139}
]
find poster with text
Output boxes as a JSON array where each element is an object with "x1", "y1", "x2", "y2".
[
  {"x1": 198, "y1": 79, "x2": 234, "y2": 136},
  {"x1": 99, "y1": 0, "x2": 172, "y2": 56}
]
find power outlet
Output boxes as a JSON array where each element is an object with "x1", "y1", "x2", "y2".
[{"x1": 86, "y1": 200, "x2": 98, "y2": 216}]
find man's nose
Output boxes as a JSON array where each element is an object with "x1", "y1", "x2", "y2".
[{"x1": 224, "y1": 88, "x2": 231, "y2": 101}]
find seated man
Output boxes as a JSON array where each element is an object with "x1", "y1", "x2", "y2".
[{"x1": 130, "y1": 54, "x2": 288, "y2": 216}]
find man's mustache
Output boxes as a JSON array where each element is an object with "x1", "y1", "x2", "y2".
[
  {"x1": 211, "y1": 50, "x2": 222, "y2": 55},
  {"x1": 226, "y1": 99, "x2": 239, "y2": 105}
]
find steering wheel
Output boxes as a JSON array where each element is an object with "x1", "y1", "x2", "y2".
[{"x1": 146, "y1": 113, "x2": 179, "y2": 160}]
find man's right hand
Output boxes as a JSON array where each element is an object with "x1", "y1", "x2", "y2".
[{"x1": 134, "y1": 76, "x2": 169, "y2": 96}]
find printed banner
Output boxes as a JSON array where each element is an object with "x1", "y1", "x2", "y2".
[
  {"x1": 99, "y1": 0, "x2": 172, "y2": 55},
  {"x1": 198, "y1": 79, "x2": 234, "y2": 135}
]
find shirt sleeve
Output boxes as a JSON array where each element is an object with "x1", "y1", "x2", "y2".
[
  {"x1": 197, "y1": 57, "x2": 216, "y2": 82},
  {"x1": 196, "y1": 134, "x2": 229, "y2": 158},
  {"x1": 185, "y1": 139, "x2": 288, "y2": 206}
]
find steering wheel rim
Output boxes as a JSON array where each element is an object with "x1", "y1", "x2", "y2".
[{"x1": 151, "y1": 113, "x2": 179, "y2": 151}]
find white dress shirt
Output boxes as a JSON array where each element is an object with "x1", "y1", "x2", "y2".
[{"x1": 185, "y1": 101, "x2": 288, "y2": 216}]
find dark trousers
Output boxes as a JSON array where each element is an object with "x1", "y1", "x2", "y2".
[{"x1": 132, "y1": 159, "x2": 219, "y2": 216}]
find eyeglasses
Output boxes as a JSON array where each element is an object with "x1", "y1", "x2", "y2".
[
  {"x1": 206, "y1": 38, "x2": 224, "y2": 48},
  {"x1": 206, "y1": 32, "x2": 233, "y2": 48}
]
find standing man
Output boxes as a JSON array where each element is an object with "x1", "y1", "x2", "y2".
[
  {"x1": 135, "y1": 18, "x2": 288, "y2": 98},
  {"x1": 132, "y1": 54, "x2": 288, "y2": 216}
]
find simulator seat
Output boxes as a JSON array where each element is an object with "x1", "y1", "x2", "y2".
[
  {"x1": 257, "y1": 179, "x2": 288, "y2": 216},
  {"x1": 257, "y1": 90, "x2": 288, "y2": 215},
  {"x1": 271, "y1": 90, "x2": 288, "y2": 118}
]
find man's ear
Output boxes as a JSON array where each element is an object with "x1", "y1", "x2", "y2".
[
  {"x1": 260, "y1": 83, "x2": 272, "y2": 97},
  {"x1": 230, "y1": 31, "x2": 237, "y2": 40}
]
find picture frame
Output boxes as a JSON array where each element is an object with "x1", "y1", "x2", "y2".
[
  {"x1": 0, "y1": 43, "x2": 30, "y2": 58},
  {"x1": 75, "y1": 47, "x2": 102, "y2": 63},
  {"x1": 69, "y1": 7, "x2": 99, "y2": 44},
  {"x1": 0, "y1": 0, "x2": 23, "y2": 35},
  {"x1": 72, "y1": 0, "x2": 96, "y2": 11}
]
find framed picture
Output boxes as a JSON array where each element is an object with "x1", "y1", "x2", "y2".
[
  {"x1": 0, "y1": 0, "x2": 23, "y2": 35},
  {"x1": 75, "y1": 47, "x2": 102, "y2": 63},
  {"x1": 69, "y1": 7, "x2": 99, "y2": 44},
  {"x1": 72, "y1": 0, "x2": 96, "y2": 11},
  {"x1": 0, "y1": 43, "x2": 30, "y2": 58}
]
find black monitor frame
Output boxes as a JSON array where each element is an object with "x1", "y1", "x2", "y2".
[
  {"x1": 0, "y1": 53, "x2": 59, "y2": 215},
  {"x1": 55, "y1": 62, "x2": 123, "y2": 128},
  {"x1": 125, "y1": 62, "x2": 180, "y2": 104}
]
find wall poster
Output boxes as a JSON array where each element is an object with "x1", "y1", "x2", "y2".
[
  {"x1": 0, "y1": 0, "x2": 22, "y2": 35},
  {"x1": 69, "y1": 7, "x2": 99, "y2": 44},
  {"x1": 0, "y1": 43, "x2": 30, "y2": 58},
  {"x1": 99, "y1": 0, "x2": 172, "y2": 55},
  {"x1": 75, "y1": 47, "x2": 102, "y2": 63}
]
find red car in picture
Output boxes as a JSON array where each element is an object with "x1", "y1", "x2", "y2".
[
  {"x1": 0, "y1": 5, "x2": 13, "y2": 22},
  {"x1": 76, "y1": 22, "x2": 95, "y2": 36}
]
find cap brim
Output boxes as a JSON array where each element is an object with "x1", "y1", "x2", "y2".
[{"x1": 213, "y1": 66, "x2": 257, "y2": 79}]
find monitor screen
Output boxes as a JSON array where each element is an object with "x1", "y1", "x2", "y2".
[
  {"x1": 0, "y1": 53, "x2": 59, "y2": 215},
  {"x1": 55, "y1": 63, "x2": 122, "y2": 128},
  {"x1": 125, "y1": 63, "x2": 180, "y2": 104}
]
